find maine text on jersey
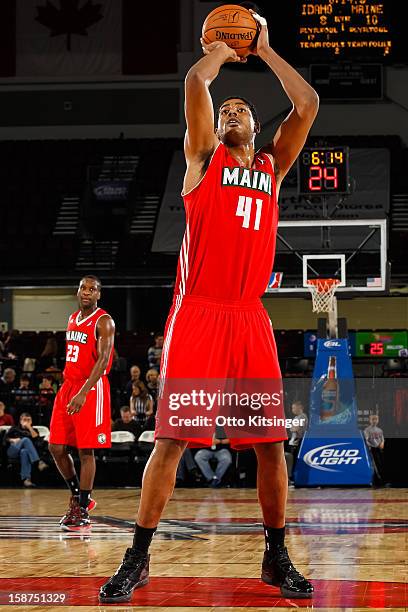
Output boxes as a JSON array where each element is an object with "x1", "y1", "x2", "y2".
[
  {"x1": 222, "y1": 166, "x2": 272, "y2": 195},
  {"x1": 66, "y1": 330, "x2": 88, "y2": 344}
]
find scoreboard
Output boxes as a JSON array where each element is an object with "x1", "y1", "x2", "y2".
[
  {"x1": 255, "y1": 1, "x2": 403, "y2": 65},
  {"x1": 297, "y1": 146, "x2": 350, "y2": 195},
  {"x1": 355, "y1": 331, "x2": 408, "y2": 357},
  {"x1": 297, "y1": 0, "x2": 392, "y2": 59},
  {"x1": 304, "y1": 331, "x2": 407, "y2": 358}
]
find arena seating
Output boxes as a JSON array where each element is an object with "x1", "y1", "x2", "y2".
[{"x1": 0, "y1": 135, "x2": 406, "y2": 284}]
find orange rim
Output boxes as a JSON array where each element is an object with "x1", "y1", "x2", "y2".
[{"x1": 307, "y1": 278, "x2": 341, "y2": 293}]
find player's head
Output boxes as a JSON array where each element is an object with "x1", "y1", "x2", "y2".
[
  {"x1": 216, "y1": 96, "x2": 260, "y2": 146},
  {"x1": 77, "y1": 275, "x2": 101, "y2": 310}
]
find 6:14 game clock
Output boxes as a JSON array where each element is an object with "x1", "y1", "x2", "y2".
[{"x1": 297, "y1": 146, "x2": 350, "y2": 195}]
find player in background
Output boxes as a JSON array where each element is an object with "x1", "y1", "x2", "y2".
[
  {"x1": 100, "y1": 9, "x2": 318, "y2": 603},
  {"x1": 49, "y1": 276, "x2": 115, "y2": 531}
]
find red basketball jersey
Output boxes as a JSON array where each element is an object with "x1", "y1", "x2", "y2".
[
  {"x1": 64, "y1": 307, "x2": 113, "y2": 381},
  {"x1": 176, "y1": 143, "x2": 278, "y2": 301}
]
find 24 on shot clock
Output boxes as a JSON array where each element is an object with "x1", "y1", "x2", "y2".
[{"x1": 297, "y1": 146, "x2": 350, "y2": 195}]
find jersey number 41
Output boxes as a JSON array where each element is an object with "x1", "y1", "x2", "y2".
[{"x1": 236, "y1": 196, "x2": 263, "y2": 231}]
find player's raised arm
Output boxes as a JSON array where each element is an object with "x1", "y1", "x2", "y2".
[
  {"x1": 67, "y1": 315, "x2": 115, "y2": 414},
  {"x1": 252, "y1": 13, "x2": 319, "y2": 187},
  {"x1": 183, "y1": 42, "x2": 243, "y2": 192}
]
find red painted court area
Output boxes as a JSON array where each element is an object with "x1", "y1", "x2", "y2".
[{"x1": 0, "y1": 576, "x2": 406, "y2": 608}]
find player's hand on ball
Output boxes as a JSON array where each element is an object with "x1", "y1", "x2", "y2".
[
  {"x1": 200, "y1": 39, "x2": 246, "y2": 63},
  {"x1": 249, "y1": 10, "x2": 269, "y2": 56},
  {"x1": 67, "y1": 392, "x2": 86, "y2": 415}
]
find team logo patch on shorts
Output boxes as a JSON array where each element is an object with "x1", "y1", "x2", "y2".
[{"x1": 97, "y1": 433, "x2": 106, "y2": 444}]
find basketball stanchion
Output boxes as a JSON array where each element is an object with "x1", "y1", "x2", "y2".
[{"x1": 294, "y1": 278, "x2": 373, "y2": 486}]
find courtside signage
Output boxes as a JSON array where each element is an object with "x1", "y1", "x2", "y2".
[{"x1": 303, "y1": 442, "x2": 362, "y2": 472}]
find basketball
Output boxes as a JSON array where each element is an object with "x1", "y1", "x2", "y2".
[{"x1": 202, "y1": 4, "x2": 258, "y2": 57}]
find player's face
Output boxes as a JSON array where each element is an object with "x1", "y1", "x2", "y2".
[
  {"x1": 216, "y1": 99, "x2": 258, "y2": 146},
  {"x1": 77, "y1": 278, "x2": 100, "y2": 310}
]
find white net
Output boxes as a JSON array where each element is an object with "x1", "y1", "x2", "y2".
[{"x1": 307, "y1": 279, "x2": 340, "y2": 313}]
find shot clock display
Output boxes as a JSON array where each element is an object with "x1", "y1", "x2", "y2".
[
  {"x1": 297, "y1": 146, "x2": 350, "y2": 195},
  {"x1": 355, "y1": 331, "x2": 408, "y2": 358}
]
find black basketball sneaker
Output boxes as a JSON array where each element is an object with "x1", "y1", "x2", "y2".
[
  {"x1": 99, "y1": 548, "x2": 150, "y2": 603},
  {"x1": 59, "y1": 496, "x2": 78, "y2": 528},
  {"x1": 60, "y1": 500, "x2": 91, "y2": 531},
  {"x1": 261, "y1": 545, "x2": 314, "y2": 598}
]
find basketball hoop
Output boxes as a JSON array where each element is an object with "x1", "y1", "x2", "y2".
[{"x1": 307, "y1": 278, "x2": 341, "y2": 313}]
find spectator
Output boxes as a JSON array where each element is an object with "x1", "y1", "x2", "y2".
[
  {"x1": 37, "y1": 376, "x2": 56, "y2": 425},
  {"x1": 3, "y1": 330, "x2": 22, "y2": 359},
  {"x1": 147, "y1": 334, "x2": 163, "y2": 372},
  {"x1": 364, "y1": 414, "x2": 387, "y2": 485},
  {"x1": 287, "y1": 400, "x2": 308, "y2": 479},
  {"x1": 0, "y1": 367, "x2": 17, "y2": 406},
  {"x1": 195, "y1": 430, "x2": 232, "y2": 487},
  {"x1": 5, "y1": 412, "x2": 48, "y2": 487},
  {"x1": 39, "y1": 335, "x2": 58, "y2": 370},
  {"x1": 0, "y1": 367, "x2": 17, "y2": 389},
  {"x1": 0, "y1": 400, "x2": 14, "y2": 427},
  {"x1": 176, "y1": 448, "x2": 202, "y2": 486},
  {"x1": 12, "y1": 375, "x2": 37, "y2": 417},
  {"x1": 112, "y1": 406, "x2": 142, "y2": 439},
  {"x1": 145, "y1": 368, "x2": 159, "y2": 407},
  {"x1": 125, "y1": 365, "x2": 142, "y2": 400},
  {"x1": 39, "y1": 375, "x2": 58, "y2": 394},
  {"x1": 129, "y1": 381, "x2": 154, "y2": 429}
]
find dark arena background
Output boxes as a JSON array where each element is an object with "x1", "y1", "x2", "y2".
[{"x1": 0, "y1": 1, "x2": 407, "y2": 611}]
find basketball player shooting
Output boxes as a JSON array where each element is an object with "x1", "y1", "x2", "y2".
[
  {"x1": 49, "y1": 276, "x2": 115, "y2": 531},
  {"x1": 100, "y1": 9, "x2": 318, "y2": 603}
]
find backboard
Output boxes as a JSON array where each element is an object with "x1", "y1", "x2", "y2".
[{"x1": 265, "y1": 219, "x2": 387, "y2": 295}]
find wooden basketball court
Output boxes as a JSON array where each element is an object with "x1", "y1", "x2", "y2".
[{"x1": 0, "y1": 487, "x2": 406, "y2": 611}]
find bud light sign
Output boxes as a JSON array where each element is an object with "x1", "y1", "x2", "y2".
[
  {"x1": 295, "y1": 437, "x2": 372, "y2": 485},
  {"x1": 303, "y1": 443, "x2": 362, "y2": 472}
]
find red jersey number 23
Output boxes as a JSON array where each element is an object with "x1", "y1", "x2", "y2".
[{"x1": 66, "y1": 344, "x2": 79, "y2": 363}]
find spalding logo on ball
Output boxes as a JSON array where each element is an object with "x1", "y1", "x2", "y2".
[{"x1": 202, "y1": 4, "x2": 258, "y2": 57}]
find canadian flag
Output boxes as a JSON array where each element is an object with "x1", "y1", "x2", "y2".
[{"x1": 0, "y1": 0, "x2": 178, "y2": 78}]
